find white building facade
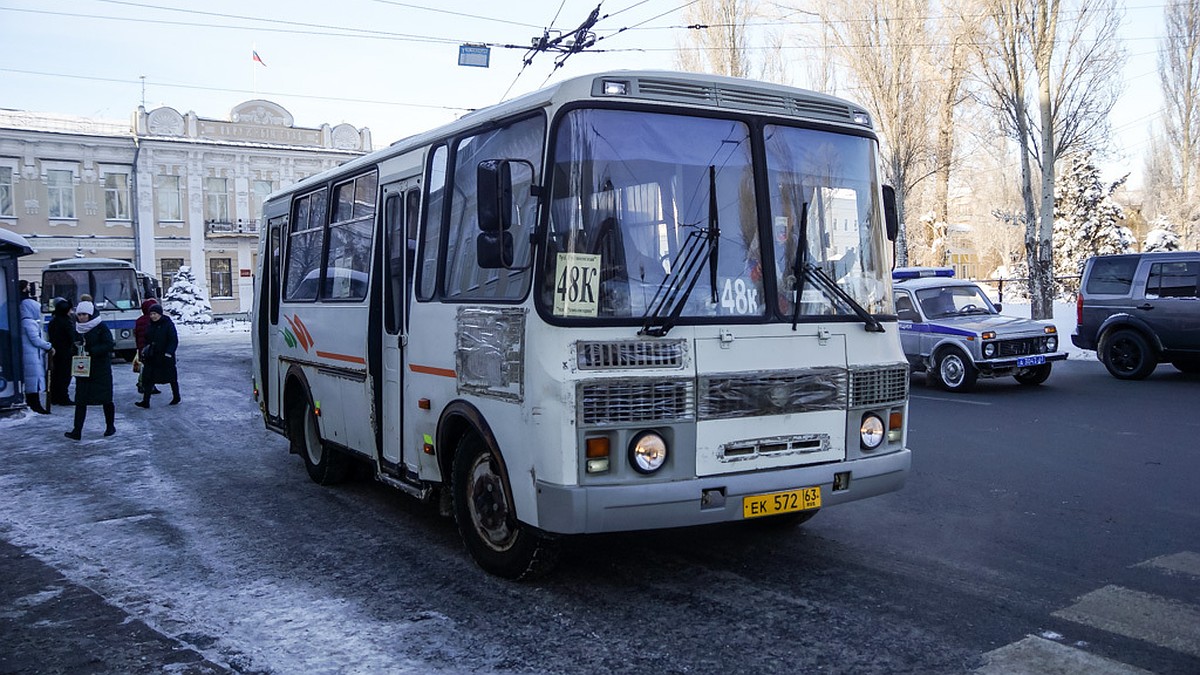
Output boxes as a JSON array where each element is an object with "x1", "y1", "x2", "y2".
[{"x1": 0, "y1": 100, "x2": 369, "y2": 314}]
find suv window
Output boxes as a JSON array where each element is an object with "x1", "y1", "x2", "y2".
[
  {"x1": 1147, "y1": 261, "x2": 1199, "y2": 299},
  {"x1": 1085, "y1": 257, "x2": 1138, "y2": 295}
]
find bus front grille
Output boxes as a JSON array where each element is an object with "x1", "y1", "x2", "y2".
[
  {"x1": 576, "y1": 339, "x2": 686, "y2": 370},
  {"x1": 849, "y1": 365, "x2": 910, "y2": 407},
  {"x1": 579, "y1": 379, "x2": 694, "y2": 426}
]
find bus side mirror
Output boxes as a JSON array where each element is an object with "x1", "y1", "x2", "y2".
[
  {"x1": 477, "y1": 159, "x2": 515, "y2": 269},
  {"x1": 882, "y1": 185, "x2": 899, "y2": 242},
  {"x1": 478, "y1": 159, "x2": 513, "y2": 234},
  {"x1": 477, "y1": 231, "x2": 514, "y2": 268}
]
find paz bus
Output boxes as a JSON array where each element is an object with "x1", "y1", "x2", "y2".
[
  {"x1": 41, "y1": 257, "x2": 148, "y2": 361},
  {"x1": 251, "y1": 70, "x2": 912, "y2": 579}
]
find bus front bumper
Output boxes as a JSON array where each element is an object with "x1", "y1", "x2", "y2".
[{"x1": 534, "y1": 448, "x2": 910, "y2": 535}]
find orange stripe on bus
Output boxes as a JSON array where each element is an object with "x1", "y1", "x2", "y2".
[
  {"x1": 315, "y1": 350, "x2": 366, "y2": 365},
  {"x1": 409, "y1": 363, "x2": 457, "y2": 378}
]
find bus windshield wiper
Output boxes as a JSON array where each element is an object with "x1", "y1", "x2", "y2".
[
  {"x1": 790, "y1": 202, "x2": 809, "y2": 331},
  {"x1": 801, "y1": 263, "x2": 885, "y2": 332},
  {"x1": 640, "y1": 166, "x2": 720, "y2": 337}
]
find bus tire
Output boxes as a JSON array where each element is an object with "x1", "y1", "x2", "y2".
[
  {"x1": 288, "y1": 397, "x2": 349, "y2": 485},
  {"x1": 452, "y1": 433, "x2": 559, "y2": 580}
]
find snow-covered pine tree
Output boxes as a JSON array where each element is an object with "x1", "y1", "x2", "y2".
[
  {"x1": 162, "y1": 265, "x2": 214, "y2": 324},
  {"x1": 1052, "y1": 153, "x2": 1133, "y2": 297},
  {"x1": 1143, "y1": 215, "x2": 1182, "y2": 252}
]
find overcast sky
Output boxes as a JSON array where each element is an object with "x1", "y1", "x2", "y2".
[{"x1": 0, "y1": 0, "x2": 1167, "y2": 186}]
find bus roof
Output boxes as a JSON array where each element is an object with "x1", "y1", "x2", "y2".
[
  {"x1": 0, "y1": 227, "x2": 34, "y2": 256},
  {"x1": 43, "y1": 257, "x2": 136, "y2": 270},
  {"x1": 266, "y1": 70, "x2": 875, "y2": 207}
]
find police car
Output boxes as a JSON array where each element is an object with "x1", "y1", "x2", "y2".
[{"x1": 893, "y1": 268, "x2": 1066, "y2": 392}]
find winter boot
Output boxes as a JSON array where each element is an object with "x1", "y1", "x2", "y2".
[
  {"x1": 103, "y1": 403, "x2": 116, "y2": 436},
  {"x1": 25, "y1": 394, "x2": 50, "y2": 415}
]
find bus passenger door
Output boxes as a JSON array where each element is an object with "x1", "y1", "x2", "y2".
[
  {"x1": 261, "y1": 215, "x2": 285, "y2": 420},
  {"x1": 380, "y1": 180, "x2": 420, "y2": 474}
]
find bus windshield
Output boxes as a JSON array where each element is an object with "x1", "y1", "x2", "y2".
[
  {"x1": 42, "y1": 267, "x2": 139, "y2": 310},
  {"x1": 543, "y1": 108, "x2": 762, "y2": 322},
  {"x1": 765, "y1": 124, "x2": 892, "y2": 317},
  {"x1": 541, "y1": 108, "x2": 891, "y2": 324}
]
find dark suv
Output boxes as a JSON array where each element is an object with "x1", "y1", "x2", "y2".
[{"x1": 1072, "y1": 251, "x2": 1200, "y2": 379}]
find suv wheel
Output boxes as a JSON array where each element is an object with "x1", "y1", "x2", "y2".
[
  {"x1": 1102, "y1": 329, "x2": 1157, "y2": 380},
  {"x1": 932, "y1": 349, "x2": 977, "y2": 392}
]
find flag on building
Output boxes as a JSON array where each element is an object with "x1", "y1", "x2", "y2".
[{"x1": 252, "y1": 50, "x2": 267, "y2": 67}]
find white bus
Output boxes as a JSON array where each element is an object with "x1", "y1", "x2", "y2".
[
  {"x1": 252, "y1": 71, "x2": 912, "y2": 579},
  {"x1": 41, "y1": 257, "x2": 147, "y2": 361}
]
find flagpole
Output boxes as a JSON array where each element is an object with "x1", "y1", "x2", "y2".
[{"x1": 252, "y1": 43, "x2": 258, "y2": 95}]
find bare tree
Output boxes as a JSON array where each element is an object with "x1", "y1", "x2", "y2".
[
  {"x1": 675, "y1": 0, "x2": 755, "y2": 78},
  {"x1": 815, "y1": 0, "x2": 935, "y2": 266},
  {"x1": 973, "y1": 0, "x2": 1124, "y2": 319},
  {"x1": 1156, "y1": 0, "x2": 1200, "y2": 248}
]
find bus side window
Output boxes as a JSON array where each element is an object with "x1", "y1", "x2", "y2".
[
  {"x1": 417, "y1": 146, "x2": 447, "y2": 301},
  {"x1": 384, "y1": 193, "x2": 403, "y2": 334}
]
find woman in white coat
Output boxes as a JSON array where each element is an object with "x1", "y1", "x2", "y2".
[{"x1": 19, "y1": 297, "x2": 52, "y2": 414}]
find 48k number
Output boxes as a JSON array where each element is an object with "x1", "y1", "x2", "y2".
[{"x1": 721, "y1": 278, "x2": 760, "y2": 315}]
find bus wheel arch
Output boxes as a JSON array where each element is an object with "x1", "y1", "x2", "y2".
[
  {"x1": 437, "y1": 401, "x2": 559, "y2": 580},
  {"x1": 282, "y1": 368, "x2": 349, "y2": 484}
]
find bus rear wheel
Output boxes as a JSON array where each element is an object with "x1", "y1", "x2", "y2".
[
  {"x1": 288, "y1": 397, "x2": 349, "y2": 485},
  {"x1": 452, "y1": 434, "x2": 559, "y2": 580}
]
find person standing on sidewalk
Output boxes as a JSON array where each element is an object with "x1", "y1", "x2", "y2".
[
  {"x1": 132, "y1": 297, "x2": 160, "y2": 396},
  {"x1": 46, "y1": 298, "x2": 75, "y2": 406},
  {"x1": 66, "y1": 300, "x2": 116, "y2": 439},
  {"x1": 19, "y1": 297, "x2": 52, "y2": 414},
  {"x1": 135, "y1": 303, "x2": 180, "y2": 408}
]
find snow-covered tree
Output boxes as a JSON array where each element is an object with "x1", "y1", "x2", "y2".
[
  {"x1": 1052, "y1": 153, "x2": 1133, "y2": 297},
  {"x1": 1144, "y1": 216, "x2": 1182, "y2": 252},
  {"x1": 162, "y1": 265, "x2": 214, "y2": 324}
]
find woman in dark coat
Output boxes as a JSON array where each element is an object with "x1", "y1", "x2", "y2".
[
  {"x1": 66, "y1": 300, "x2": 116, "y2": 439},
  {"x1": 47, "y1": 298, "x2": 75, "y2": 406},
  {"x1": 135, "y1": 303, "x2": 180, "y2": 407}
]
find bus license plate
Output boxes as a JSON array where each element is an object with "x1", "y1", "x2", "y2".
[
  {"x1": 742, "y1": 487, "x2": 821, "y2": 519},
  {"x1": 1017, "y1": 355, "x2": 1046, "y2": 367}
]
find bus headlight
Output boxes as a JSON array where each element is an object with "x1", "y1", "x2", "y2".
[
  {"x1": 860, "y1": 414, "x2": 885, "y2": 450},
  {"x1": 628, "y1": 431, "x2": 667, "y2": 474}
]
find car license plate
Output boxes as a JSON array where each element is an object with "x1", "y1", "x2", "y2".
[
  {"x1": 1017, "y1": 355, "x2": 1046, "y2": 367},
  {"x1": 742, "y1": 486, "x2": 821, "y2": 519}
]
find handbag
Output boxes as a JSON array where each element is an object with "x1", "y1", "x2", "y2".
[{"x1": 72, "y1": 345, "x2": 92, "y2": 378}]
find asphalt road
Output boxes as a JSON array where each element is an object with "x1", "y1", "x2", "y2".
[{"x1": 1, "y1": 332, "x2": 1197, "y2": 674}]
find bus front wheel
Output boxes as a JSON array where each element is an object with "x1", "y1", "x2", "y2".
[
  {"x1": 452, "y1": 434, "x2": 559, "y2": 580},
  {"x1": 288, "y1": 397, "x2": 349, "y2": 485}
]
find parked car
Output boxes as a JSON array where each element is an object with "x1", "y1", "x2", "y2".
[
  {"x1": 1072, "y1": 251, "x2": 1200, "y2": 379},
  {"x1": 893, "y1": 268, "x2": 1066, "y2": 392}
]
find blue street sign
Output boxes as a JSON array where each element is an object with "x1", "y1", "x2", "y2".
[{"x1": 458, "y1": 45, "x2": 490, "y2": 68}]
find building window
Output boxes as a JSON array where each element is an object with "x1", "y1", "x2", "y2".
[
  {"x1": 47, "y1": 169, "x2": 75, "y2": 219},
  {"x1": 160, "y1": 258, "x2": 183, "y2": 292},
  {"x1": 205, "y1": 177, "x2": 229, "y2": 223},
  {"x1": 251, "y1": 180, "x2": 273, "y2": 226},
  {"x1": 104, "y1": 172, "x2": 131, "y2": 220},
  {"x1": 157, "y1": 175, "x2": 182, "y2": 221},
  {"x1": 210, "y1": 258, "x2": 233, "y2": 298},
  {"x1": 0, "y1": 166, "x2": 13, "y2": 217}
]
